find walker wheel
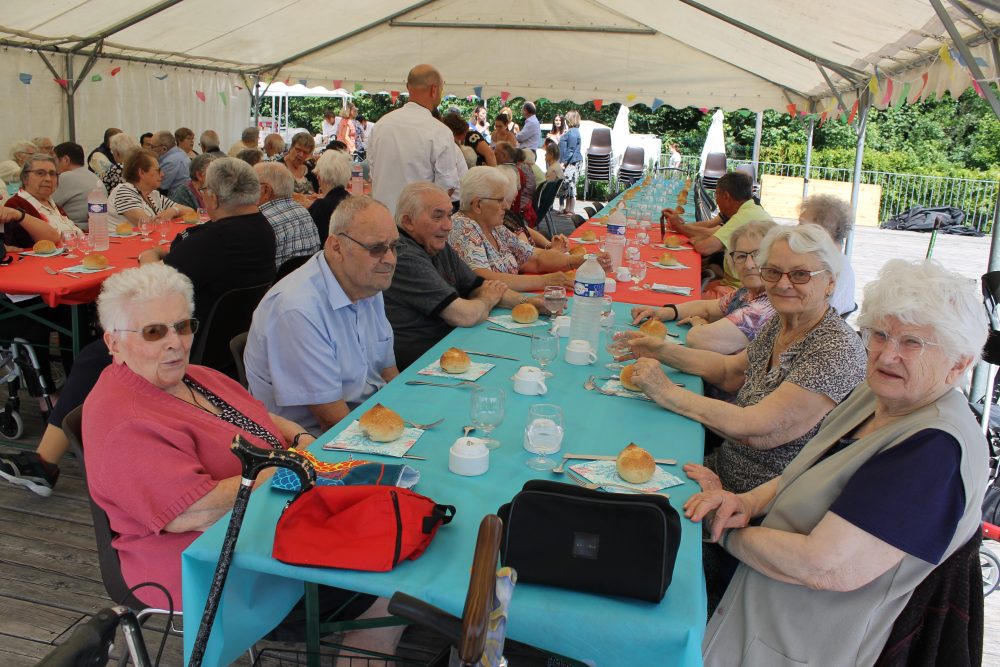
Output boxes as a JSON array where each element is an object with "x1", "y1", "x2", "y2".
[{"x1": 0, "y1": 411, "x2": 23, "y2": 440}]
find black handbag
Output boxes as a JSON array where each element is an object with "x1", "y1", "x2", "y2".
[{"x1": 497, "y1": 480, "x2": 681, "y2": 602}]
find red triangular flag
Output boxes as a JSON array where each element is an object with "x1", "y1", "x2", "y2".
[
  {"x1": 912, "y1": 72, "x2": 929, "y2": 102},
  {"x1": 390, "y1": 90, "x2": 399, "y2": 104},
  {"x1": 881, "y1": 79, "x2": 894, "y2": 106},
  {"x1": 973, "y1": 79, "x2": 986, "y2": 98},
  {"x1": 819, "y1": 111, "x2": 828, "y2": 126},
  {"x1": 594, "y1": 99, "x2": 603, "y2": 111},
  {"x1": 847, "y1": 99, "x2": 859, "y2": 124},
  {"x1": 283, "y1": 77, "x2": 290, "y2": 85},
  {"x1": 110, "y1": 66, "x2": 121, "y2": 76},
  {"x1": 333, "y1": 80, "x2": 343, "y2": 90},
  {"x1": 786, "y1": 103, "x2": 797, "y2": 118},
  {"x1": 54, "y1": 78, "x2": 68, "y2": 89},
  {"x1": 195, "y1": 90, "x2": 206, "y2": 102},
  {"x1": 698, "y1": 107, "x2": 709, "y2": 114},
  {"x1": 500, "y1": 90, "x2": 510, "y2": 102}
]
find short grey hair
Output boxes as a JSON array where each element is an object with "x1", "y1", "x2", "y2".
[
  {"x1": 263, "y1": 133, "x2": 285, "y2": 153},
  {"x1": 200, "y1": 130, "x2": 220, "y2": 151},
  {"x1": 189, "y1": 152, "x2": 216, "y2": 181},
  {"x1": 20, "y1": 154, "x2": 57, "y2": 180},
  {"x1": 314, "y1": 149, "x2": 352, "y2": 189},
  {"x1": 395, "y1": 181, "x2": 448, "y2": 226},
  {"x1": 9, "y1": 140, "x2": 37, "y2": 161},
  {"x1": 459, "y1": 166, "x2": 509, "y2": 210},
  {"x1": 799, "y1": 194, "x2": 853, "y2": 244},
  {"x1": 109, "y1": 133, "x2": 138, "y2": 162},
  {"x1": 858, "y1": 259, "x2": 988, "y2": 362},
  {"x1": 241, "y1": 126, "x2": 260, "y2": 143},
  {"x1": 236, "y1": 148, "x2": 264, "y2": 166},
  {"x1": 290, "y1": 131, "x2": 315, "y2": 150},
  {"x1": 729, "y1": 219, "x2": 777, "y2": 249},
  {"x1": 757, "y1": 224, "x2": 843, "y2": 281},
  {"x1": 154, "y1": 130, "x2": 176, "y2": 149},
  {"x1": 254, "y1": 162, "x2": 295, "y2": 199},
  {"x1": 330, "y1": 195, "x2": 389, "y2": 237},
  {"x1": 205, "y1": 157, "x2": 260, "y2": 208},
  {"x1": 97, "y1": 263, "x2": 195, "y2": 333}
]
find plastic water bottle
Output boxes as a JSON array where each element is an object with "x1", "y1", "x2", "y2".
[
  {"x1": 568, "y1": 254, "x2": 606, "y2": 352},
  {"x1": 605, "y1": 207, "x2": 627, "y2": 271},
  {"x1": 350, "y1": 164, "x2": 364, "y2": 195},
  {"x1": 87, "y1": 185, "x2": 109, "y2": 251}
]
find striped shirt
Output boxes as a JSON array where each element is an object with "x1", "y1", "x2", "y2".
[
  {"x1": 107, "y1": 182, "x2": 177, "y2": 227},
  {"x1": 259, "y1": 197, "x2": 322, "y2": 269}
]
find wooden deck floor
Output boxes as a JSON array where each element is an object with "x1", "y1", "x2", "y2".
[{"x1": 0, "y1": 222, "x2": 998, "y2": 666}]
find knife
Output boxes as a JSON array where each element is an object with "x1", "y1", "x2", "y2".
[
  {"x1": 321, "y1": 444, "x2": 426, "y2": 460},
  {"x1": 659, "y1": 211, "x2": 667, "y2": 240},
  {"x1": 463, "y1": 349, "x2": 519, "y2": 361},
  {"x1": 560, "y1": 452, "x2": 677, "y2": 465},
  {"x1": 487, "y1": 326, "x2": 536, "y2": 338},
  {"x1": 405, "y1": 380, "x2": 476, "y2": 389}
]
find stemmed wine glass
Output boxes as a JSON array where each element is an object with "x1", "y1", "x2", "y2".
[
  {"x1": 628, "y1": 259, "x2": 646, "y2": 291},
  {"x1": 543, "y1": 286, "x2": 567, "y2": 318},
  {"x1": 604, "y1": 324, "x2": 631, "y2": 371},
  {"x1": 524, "y1": 403, "x2": 564, "y2": 471},
  {"x1": 530, "y1": 332, "x2": 559, "y2": 376},
  {"x1": 61, "y1": 230, "x2": 80, "y2": 258},
  {"x1": 76, "y1": 233, "x2": 93, "y2": 258},
  {"x1": 155, "y1": 217, "x2": 170, "y2": 245},
  {"x1": 470, "y1": 386, "x2": 505, "y2": 450},
  {"x1": 138, "y1": 217, "x2": 153, "y2": 242}
]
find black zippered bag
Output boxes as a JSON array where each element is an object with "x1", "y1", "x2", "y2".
[{"x1": 497, "y1": 480, "x2": 680, "y2": 602}]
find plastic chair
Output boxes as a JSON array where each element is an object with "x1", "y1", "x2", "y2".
[
  {"x1": 618, "y1": 146, "x2": 646, "y2": 187},
  {"x1": 533, "y1": 180, "x2": 561, "y2": 238},
  {"x1": 189, "y1": 282, "x2": 271, "y2": 375},
  {"x1": 584, "y1": 128, "x2": 614, "y2": 199},
  {"x1": 701, "y1": 152, "x2": 727, "y2": 190},
  {"x1": 583, "y1": 206, "x2": 597, "y2": 219},
  {"x1": 275, "y1": 254, "x2": 313, "y2": 284},
  {"x1": 230, "y1": 332, "x2": 249, "y2": 389},
  {"x1": 388, "y1": 514, "x2": 514, "y2": 666}
]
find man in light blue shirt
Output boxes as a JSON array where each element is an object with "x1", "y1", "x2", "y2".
[
  {"x1": 151, "y1": 130, "x2": 190, "y2": 193},
  {"x1": 244, "y1": 196, "x2": 400, "y2": 434},
  {"x1": 516, "y1": 101, "x2": 541, "y2": 151}
]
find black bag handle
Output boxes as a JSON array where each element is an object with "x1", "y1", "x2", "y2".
[{"x1": 423, "y1": 504, "x2": 456, "y2": 533}]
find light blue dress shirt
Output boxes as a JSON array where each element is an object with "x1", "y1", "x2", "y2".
[
  {"x1": 158, "y1": 146, "x2": 191, "y2": 193},
  {"x1": 516, "y1": 114, "x2": 541, "y2": 150},
  {"x1": 244, "y1": 253, "x2": 395, "y2": 434}
]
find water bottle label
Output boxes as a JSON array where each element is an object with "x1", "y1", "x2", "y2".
[
  {"x1": 607, "y1": 223, "x2": 626, "y2": 235},
  {"x1": 88, "y1": 203, "x2": 107, "y2": 214},
  {"x1": 574, "y1": 280, "x2": 605, "y2": 298}
]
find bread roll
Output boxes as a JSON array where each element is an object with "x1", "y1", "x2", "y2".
[
  {"x1": 619, "y1": 364, "x2": 641, "y2": 392},
  {"x1": 569, "y1": 245, "x2": 587, "y2": 256},
  {"x1": 675, "y1": 205, "x2": 685, "y2": 214},
  {"x1": 32, "y1": 240, "x2": 56, "y2": 255},
  {"x1": 664, "y1": 234, "x2": 685, "y2": 247},
  {"x1": 440, "y1": 347, "x2": 471, "y2": 374},
  {"x1": 82, "y1": 253, "x2": 109, "y2": 270},
  {"x1": 511, "y1": 302, "x2": 539, "y2": 324},
  {"x1": 359, "y1": 403, "x2": 405, "y2": 442},
  {"x1": 658, "y1": 252, "x2": 679, "y2": 266},
  {"x1": 639, "y1": 319, "x2": 668, "y2": 338},
  {"x1": 115, "y1": 222, "x2": 134, "y2": 235},
  {"x1": 616, "y1": 443, "x2": 656, "y2": 484},
  {"x1": 580, "y1": 230, "x2": 597, "y2": 241},
  {"x1": 183, "y1": 211, "x2": 199, "y2": 223}
]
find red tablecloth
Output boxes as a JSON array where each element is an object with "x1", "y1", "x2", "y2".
[{"x1": 0, "y1": 221, "x2": 188, "y2": 307}]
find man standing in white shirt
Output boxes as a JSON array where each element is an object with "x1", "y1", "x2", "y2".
[{"x1": 368, "y1": 64, "x2": 459, "y2": 217}]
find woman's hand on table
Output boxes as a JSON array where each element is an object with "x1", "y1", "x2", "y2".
[
  {"x1": 683, "y1": 489, "x2": 752, "y2": 542},
  {"x1": 683, "y1": 462, "x2": 722, "y2": 492},
  {"x1": 629, "y1": 357, "x2": 677, "y2": 402},
  {"x1": 549, "y1": 234, "x2": 568, "y2": 252},
  {"x1": 678, "y1": 315, "x2": 708, "y2": 328},
  {"x1": 544, "y1": 272, "x2": 574, "y2": 289},
  {"x1": 614, "y1": 330, "x2": 667, "y2": 362},
  {"x1": 630, "y1": 306, "x2": 663, "y2": 325},
  {"x1": 595, "y1": 251, "x2": 613, "y2": 271}
]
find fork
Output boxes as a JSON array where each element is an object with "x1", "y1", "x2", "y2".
[
  {"x1": 567, "y1": 470, "x2": 669, "y2": 497},
  {"x1": 405, "y1": 380, "x2": 477, "y2": 389},
  {"x1": 598, "y1": 375, "x2": 684, "y2": 388},
  {"x1": 583, "y1": 376, "x2": 654, "y2": 402},
  {"x1": 44, "y1": 266, "x2": 79, "y2": 279},
  {"x1": 403, "y1": 417, "x2": 444, "y2": 430}
]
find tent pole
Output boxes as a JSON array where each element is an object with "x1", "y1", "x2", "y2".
[
  {"x1": 65, "y1": 54, "x2": 76, "y2": 142},
  {"x1": 803, "y1": 116, "x2": 815, "y2": 199},
  {"x1": 253, "y1": 77, "x2": 261, "y2": 127},
  {"x1": 751, "y1": 112, "x2": 762, "y2": 176},
  {"x1": 844, "y1": 93, "x2": 870, "y2": 259}
]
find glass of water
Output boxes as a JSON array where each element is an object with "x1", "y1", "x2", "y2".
[
  {"x1": 470, "y1": 386, "x2": 505, "y2": 450},
  {"x1": 543, "y1": 286, "x2": 567, "y2": 317},
  {"x1": 155, "y1": 218, "x2": 170, "y2": 244},
  {"x1": 530, "y1": 331, "x2": 559, "y2": 376},
  {"x1": 628, "y1": 259, "x2": 646, "y2": 291},
  {"x1": 61, "y1": 230, "x2": 80, "y2": 258},
  {"x1": 138, "y1": 217, "x2": 153, "y2": 241},
  {"x1": 524, "y1": 403, "x2": 564, "y2": 471}
]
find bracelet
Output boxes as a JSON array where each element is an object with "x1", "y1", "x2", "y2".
[
  {"x1": 292, "y1": 432, "x2": 312, "y2": 447},
  {"x1": 663, "y1": 304, "x2": 678, "y2": 320},
  {"x1": 15, "y1": 209, "x2": 25, "y2": 223}
]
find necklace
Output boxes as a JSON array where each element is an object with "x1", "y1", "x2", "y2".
[{"x1": 186, "y1": 381, "x2": 218, "y2": 416}]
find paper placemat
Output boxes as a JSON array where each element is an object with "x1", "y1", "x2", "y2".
[
  {"x1": 650, "y1": 283, "x2": 693, "y2": 295},
  {"x1": 569, "y1": 460, "x2": 684, "y2": 493},
  {"x1": 656, "y1": 243, "x2": 693, "y2": 251},
  {"x1": 61, "y1": 263, "x2": 116, "y2": 274},
  {"x1": 418, "y1": 359, "x2": 494, "y2": 381},
  {"x1": 321, "y1": 420, "x2": 425, "y2": 457},
  {"x1": 569, "y1": 237, "x2": 600, "y2": 244},
  {"x1": 487, "y1": 314, "x2": 549, "y2": 330},
  {"x1": 110, "y1": 231, "x2": 139, "y2": 238},
  {"x1": 648, "y1": 261, "x2": 689, "y2": 271},
  {"x1": 599, "y1": 377, "x2": 651, "y2": 399},
  {"x1": 21, "y1": 247, "x2": 66, "y2": 257}
]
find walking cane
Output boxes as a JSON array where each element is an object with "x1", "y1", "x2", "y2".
[{"x1": 188, "y1": 435, "x2": 316, "y2": 667}]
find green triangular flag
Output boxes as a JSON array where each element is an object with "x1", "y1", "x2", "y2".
[
  {"x1": 895, "y1": 82, "x2": 911, "y2": 107},
  {"x1": 353, "y1": 83, "x2": 363, "y2": 93},
  {"x1": 219, "y1": 91, "x2": 228, "y2": 106},
  {"x1": 91, "y1": 74, "x2": 102, "y2": 82}
]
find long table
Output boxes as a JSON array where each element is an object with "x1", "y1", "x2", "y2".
[{"x1": 182, "y1": 302, "x2": 707, "y2": 666}]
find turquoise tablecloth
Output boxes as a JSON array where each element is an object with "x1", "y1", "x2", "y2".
[{"x1": 183, "y1": 302, "x2": 706, "y2": 666}]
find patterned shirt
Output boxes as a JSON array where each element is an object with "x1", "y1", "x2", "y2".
[
  {"x1": 448, "y1": 211, "x2": 534, "y2": 274},
  {"x1": 102, "y1": 162, "x2": 125, "y2": 194},
  {"x1": 259, "y1": 197, "x2": 322, "y2": 269},
  {"x1": 717, "y1": 288, "x2": 776, "y2": 341},
  {"x1": 707, "y1": 307, "x2": 866, "y2": 493}
]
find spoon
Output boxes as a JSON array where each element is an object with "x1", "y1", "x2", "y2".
[
  {"x1": 44, "y1": 266, "x2": 79, "y2": 279},
  {"x1": 404, "y1": 417, "x2": 445, "y2": 430},
  {"x1": 462, "y1": 425, "x2": 476, "y2": 438}
]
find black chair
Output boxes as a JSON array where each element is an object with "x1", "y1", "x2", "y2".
[
  {"x1": 701, "y1": 152, "x2": 727, "y2": 190},
  {"x1": 189, "y1": 282, "x2": 271, "y2": 376},
  {"x1": 275, "y1": 254, "x2": 313, "y2": 284},
  {"x1": 583, "y1": 206, "x2": 597, "y2": 219},
  {"x1": 230, "y1": 332, "x2": 249, "y2": 389},
  {"x1": 533, "y1": 180, "x2": 561, "y2": 238}
]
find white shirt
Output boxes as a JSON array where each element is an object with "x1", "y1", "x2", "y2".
[
  {"x1": 322, "y1": 118, "x2": 340, "y2": 144},
  {"x1": 17, "y1": 189, "x2": 80, "y2": 236},
  {"x1": 368, "y1": 102, "x2": 460, "y2": 217},
  {"x1": 831, "y1": 255, "x2": 857, "y2": 315}
]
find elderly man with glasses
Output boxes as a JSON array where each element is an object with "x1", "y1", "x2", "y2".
[
  {"x1": 151, "y1": 130, "x2": 191, "y2": 194},
  {"x1": 244, "y1": 196, "x2": 399, "y2": 434}
]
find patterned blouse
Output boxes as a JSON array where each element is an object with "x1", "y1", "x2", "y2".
[
  {"x1": 448, "y1": 211, "x2": 534, "y2": 274},
  {"x1": 184, "y1": 376, "x2": 283, "y2": 449},
  {"x1": 706, "y1": 307, "x2": 866, "y2": 493},
  {"x1": 717, "y1": 288, "x2": 776, "y2": 341}
]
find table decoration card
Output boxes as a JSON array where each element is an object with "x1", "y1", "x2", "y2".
[
  {"x1": 110, "y1": 230, "x2": 139, "y2": 238},
  {"x1": 61, "y1": 263, "x2": 116, "y2": 274},
  {"x1": 21, "y1": 247, "x2": 66, "y2": 257},
  {"x1": 321, "y1": 420, "x2": 425, "y2": 457},
  {"x1": 417, "y1": 359, "x2": 494, "y2": 381},
  {"x1": 648, "y1": 260, "x2": 690, "y2": 271},
  {"x1": 568, "y1": 460, "x2": 684, "y2": 493},
  {"x1": 600, "y1": 377, "x2": 650, "y2": 398},
  {"x1": 650, "y1": 283, "x2": 693, "y2": 295},
  {"x1": 487, "y1": 314, "x2": 549, "y2": 330}
]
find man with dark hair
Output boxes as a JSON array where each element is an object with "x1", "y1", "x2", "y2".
[
  {"x1": 665, "y1": 171, "x2": 772, "y2": 297},
  {"x1": 52, "y1": 141, "x2": 99, "y2": 226},
  {"x1": 140, "y1": 132, "x2": 154, "y2": 150},
  {"x1": 516, "y1": 101, "x2": 541, "y2": 151}
]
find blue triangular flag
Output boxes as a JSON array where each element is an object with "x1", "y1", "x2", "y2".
[
  {"x1": 19, "y1": 73, "x2": 32, "y2": 84},
  {"x1": 652, "y1": 97, "x2": 664, "y2": 111},
  {"x1": 153, "y1": 74, "x2": 168, "y2": 80},
  {"x1": 298, "y1": 79, "x2": 307, "y2": 86},
  {"x1": 473, "y1": 85, "x2": 483, "y2": 99}
]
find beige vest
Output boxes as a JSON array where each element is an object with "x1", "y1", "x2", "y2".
[{"x1": 703, "y1": 383, "x2": 988, "y2": 667}]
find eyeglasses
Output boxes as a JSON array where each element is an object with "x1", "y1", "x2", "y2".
[
  {"x1": 338, "y1": 232, "x2": 401, "y2": 259},
  {"x1": 27, "y1": 170, "x2": 58, "y2": 178},
  {"x1": 115, "y1": 318, "x2": 199, "y2": 341},
  {"x1": 759, "y1": 267, "x2": 828, "y2": 284},
  {"x1": 729, "y1": 250, "x2": 759, "y2": 264},
  {"x1": 861, "y1": 328, "x2": 941, "y2": 360},
  {"x1": 198, "y1": 186, "x2": 212, "y2": 193}
]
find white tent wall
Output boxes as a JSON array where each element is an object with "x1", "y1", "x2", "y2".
[{"x1": 0, "y1": 51, "x2": 250, "y2": 155}]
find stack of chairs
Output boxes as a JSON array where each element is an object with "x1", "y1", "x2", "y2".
[
  {"x1": 617, "y1": 146, "x2": 645, "y2": 187},
  {"x1": 583, "y1": 128, "x2": 613, "y2": 199},
  {"x1": 734, "y1": 163, "x2": 761, "y2": 202},
  {"x1": 701, "y1": 151, "x2": 727, "y2": 190}
]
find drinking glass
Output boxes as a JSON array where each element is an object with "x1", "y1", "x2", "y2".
[
  {"x1": 543, "y1": 286, "x2": 567, "y2": 317},
  {"x1": 604, "y1": 324, "x2": 631, "y2": 371},
  {"x1": 155, "y1": 218, "x2": 170, "y2": 244},
  {"x1": 524, "y1": 403, "x2": 564, "y2": 471},
  {"x1": 61, "y1": 230, "x2": 80, "y2": 258},
  {"x1": 470, "y1": 386, "x2": 505, "y2": 450},
  {"x1": 76, "y1": 233, "x2": 93, "y2": 257},
  {"x1": 197, "y1": 207, "x2": 209, "y2": 223},
  {"x1": 628, "y1": 259, "x2": 646, "y2": 291},
  {"x1": 530, "y1": 332, "x2": 559, "y2": 376},
  {"x1": 138, "y1": 217, "x2": 153, "y2": 241}
]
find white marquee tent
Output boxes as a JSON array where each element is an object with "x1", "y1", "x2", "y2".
[{"x1": 2, "y1": 0, "x2": 1000, "y2": 152}]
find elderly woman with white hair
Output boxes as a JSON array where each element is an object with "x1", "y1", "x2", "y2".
[
  {"x1": 102, "y1": 132, "x2": 140, "y2": 193},
  {"x1": 686, "y1": 259, "x2": 989, "y2": 666},
  {"x1": 81, "y1": 262, "x2": 405, "y2": 654},
  {"x1": 449, "y1": 166, "x2": 610, "y2": 291},
  {"x1": 799, "y1": 193, "x2": 857, "y2": 315},
  {"x1": 0, "y1": 140, "x2": 38, "y2": 191},
  {"x1": 308, "y1": 148, "x2": 352, "y2": 240}
]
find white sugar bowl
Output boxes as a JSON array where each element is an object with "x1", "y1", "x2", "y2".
[{"x1": 449, "y1": 437, "x2": 490, "y2": 476}]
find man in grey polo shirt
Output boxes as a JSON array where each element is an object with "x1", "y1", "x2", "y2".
[
  {"x1": 244, "y1": 196, "x2": 399, "y2": 434},
  {"x1": 52, "y1": 142, "x2": 99, "y2": 227}
]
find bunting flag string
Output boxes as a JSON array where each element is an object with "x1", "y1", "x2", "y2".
[
  {"x1": 91, "y1": 74, "x2": 102, "y2": 82},
  {"x1": 594, "y1": 99, "x2": 603, "y2": 111},
  {"x1": 651, "y1": 97, "x2": 664, "y2": 111},
  {"x1": 153, "y1": 74, "x2": 168, "y2": 80},
  {"x1": 847, "y1": 98, "x2": 859, "y2": 124},
  {"x1": 298, "y1": 79, "x2": 308, "y2": 86},
  {"x1": 895, "y1": 81, "x2": 911, "y2": 107},
  {"x1": 473, "y1": 85, "x2": 483, "y2": 99},
  {"x1": 786, "y1": 103, "x2": 797, "y2": 118},
  {"x1": 219, "y1": 91, "x2": 228, "y2": 106},
  {"x1": 868, "y1": 75, "x2": 879, "y2": 95},
  {"x1": 390, "y1": 90, "x2": 400, "y2": 104},
  {"x1": 110, "y1": 67, "x2": 121, "y2": 76},
  {"x1": 333, "y1": 79, "x2": 343, "y2": 90},
  {"x1": 353, "y1": 83, "x2": 363, "y2": 93},
  {"x1": 195, "y1": 90, "x2": 206, "y2": 102},
  {"x1": 912, "y1": 72, "x2": 929, "y2": 102},
  {"x1": 18, "y1": 73, "x2": 32, "y2": 84},
  {"x1": 54, "y1": 78, "x2": 68, "y2": 89},
  {"x1": 939, "y1": 45, "x2": 953, "y2": 66},
  {"x1": 500, "y1": 90, "x2": 511, "y2": 102},
  {"x1": 880, "y1": 79, "x2": 894, "y2": 106},
  {"x1": 625, "y1": 93, "x2": 636, "y2": 103}
]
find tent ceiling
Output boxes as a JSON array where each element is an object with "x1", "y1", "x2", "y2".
[{"x1": 2, "y1": 0, "x2": 999, "y2": 111}]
